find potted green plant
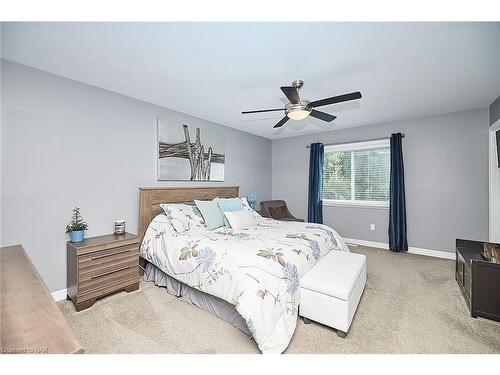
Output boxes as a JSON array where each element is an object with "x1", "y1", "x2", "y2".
[{"x1": 66, "y1": 207, "x2": 88, "y2": 242}]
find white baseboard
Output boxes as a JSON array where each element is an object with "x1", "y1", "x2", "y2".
[
  {"x1": 51, "y1": 288, "x2": 68, "y2": 302},
  {"x1": 405, "y1": 246, "x2": 456, "y2": 260},
  {"x1": 344, "y1": 238, "x2": 455, "y2": 260}
]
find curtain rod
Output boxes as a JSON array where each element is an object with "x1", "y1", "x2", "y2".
[{"x1": 305, "y1": 134, "x2": 405, "y2": 148}]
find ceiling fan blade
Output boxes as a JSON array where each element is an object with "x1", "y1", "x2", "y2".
[
  {"x1": 309, "y1": 109, "x2": 337, "y2": 122},
  {"x1": 241, "y1": 108, "x2": 284, "y2": 114},
  {"x1": 280, "y1": 86, "x2": 300, "y2": 104},
  {"x1": 310, "y1": 91, "x2": 362, "y2": 108},
  {"x1": 273, "y1": 116, "x2": 289, "y2": 128}
]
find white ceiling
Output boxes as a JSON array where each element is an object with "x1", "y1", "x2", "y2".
[{"x1": 2, "y1": 22, "x2": 499, "y2": 139}]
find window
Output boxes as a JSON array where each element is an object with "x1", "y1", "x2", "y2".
[{"x1": 323, "y1": 139, "x2": 390, "y2": 208}]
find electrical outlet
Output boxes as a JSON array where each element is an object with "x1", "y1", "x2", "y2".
[{"x1": 370, "y1": 224, "x2": 376, "y2": 231}]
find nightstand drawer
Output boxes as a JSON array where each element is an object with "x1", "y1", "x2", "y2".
[
  {"x1": 79, "y1": 254, "x2": 138, "y2": 279},
  {"x1": 78, "y1": 244, "x2": 138, "y2": 267},
  {"x1": 78, "y1": 262, "x2": 138, "y2": 294},
  {"x1": 78, "y1": 248, "x2": 138, "y2": 275}
]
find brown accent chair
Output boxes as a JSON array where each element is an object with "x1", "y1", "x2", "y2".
[{"x1": 260, "y1": 200, "x2": 304, "y2": 222}]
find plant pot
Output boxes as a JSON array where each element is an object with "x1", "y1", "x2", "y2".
[{"x1": 70, "y1": 230, "x2": 84, "y2": 243}]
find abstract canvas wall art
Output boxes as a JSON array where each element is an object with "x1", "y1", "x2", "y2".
[{"x1": 157, "y1": 119, "x2": 225, "y2": 181}]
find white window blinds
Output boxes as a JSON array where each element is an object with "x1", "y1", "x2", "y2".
[{"x1": 323, "y1": 139, "x2": 390, "y2": 207}]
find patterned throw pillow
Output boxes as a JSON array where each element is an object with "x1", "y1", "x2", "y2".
[
  {"x1": 239, "y1": 197, "x2": 262, "y2": 221},
  {"x1": 160, "y1": 204, "x2": 205, "y2": 233},
  {"x1": 194, "y1": 199, "x2": 225, "y2": 230},
  {"x1": 239, "y1": 196, "x2": 250, "y2": 207}
]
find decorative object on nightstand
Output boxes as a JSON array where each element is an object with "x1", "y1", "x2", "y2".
[
  {"x1": 65, "y1": 207, "x2": 88, "y2": 243},
  {"x1": 114, "y1": 220, "x2": 126, "y2": 235},
  {"x1": 246, "y1": 193, "x2": 256, "y2": 210},
  {"x1": 66, "y1": 232, "x2": 140, "y2": 311}
]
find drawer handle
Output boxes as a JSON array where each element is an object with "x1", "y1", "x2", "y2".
[
  {"x1": 91, "y1": 248, "x2": 134, "y2": 260},
  {"x1": 91, "y1": 266, "x2": 132, "y2": 279}
]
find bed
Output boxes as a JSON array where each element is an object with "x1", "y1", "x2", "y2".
[{"x1": 138, "y1": 187, "x2": 349, "y2": 353}]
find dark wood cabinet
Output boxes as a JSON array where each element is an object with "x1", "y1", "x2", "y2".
[{"x1": 455, "y1": 239, "x2": 500, "y2": 322}]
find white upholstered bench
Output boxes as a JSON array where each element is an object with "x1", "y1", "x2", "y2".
[{"x1": 299, "y1": 250, "x2": 366, "y2": 337}]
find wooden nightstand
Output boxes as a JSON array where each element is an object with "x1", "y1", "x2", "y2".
[{"x1": 66, "y1": 233, "x2": 140, "y2": 311}]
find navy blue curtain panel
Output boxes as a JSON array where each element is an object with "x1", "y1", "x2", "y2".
[
  {"x1": 308, "y1": 143, "x2": 324, "y2": 224},
  {"x1": 389, "y1": 133, "x2": 408, "y2": 252}
]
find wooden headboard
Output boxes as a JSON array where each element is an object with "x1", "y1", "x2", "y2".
[{"x1": 138, "y1": 186, "x2": 240, "y2": 241}]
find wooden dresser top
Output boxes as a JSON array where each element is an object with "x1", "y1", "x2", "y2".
[
  {"x1": 0, "y1": 245, "x2": 84, "y2": 354},
  {"x1": 68, "y1": 232, "x2": 138, "y2": 248}
]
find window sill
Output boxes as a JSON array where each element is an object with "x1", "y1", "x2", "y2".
[{"x1": 322, "y1": 200, "x2": 389, "y2": 210}]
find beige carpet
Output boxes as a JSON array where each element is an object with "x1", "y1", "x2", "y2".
[{"x1": 58, "y1": 246, "x2": 500, "y2": 354}]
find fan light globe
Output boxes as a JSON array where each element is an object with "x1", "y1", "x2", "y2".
[
  {"x1": 286, "y1": 101, "x2": 312, "y2": 121},
  {"x1": 287, "y1": 108, "x2": 310, "y2": 120}
]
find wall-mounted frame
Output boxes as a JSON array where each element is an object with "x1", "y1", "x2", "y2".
[{"x1": 157, "y1": 119, "x2": 225, "y2": 181}]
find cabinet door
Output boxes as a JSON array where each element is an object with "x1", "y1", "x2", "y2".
[{"x1": 472, "y1": 262, "x2": 500, "y2": 321}]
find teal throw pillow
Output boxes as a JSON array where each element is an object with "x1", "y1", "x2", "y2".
[
  {"x1": 217, "y1": 198, "x2": 244, "y2": 227},
  {"x1": 194, "y1": 199, "x2": 224, "y2": 230}
]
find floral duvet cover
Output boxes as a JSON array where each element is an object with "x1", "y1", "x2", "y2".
[{"x1": 140, "y1": 214, "x2": 349, "y2": 353}]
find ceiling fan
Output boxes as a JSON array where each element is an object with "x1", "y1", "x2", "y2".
[{"x1": 241, "y1": 80, "x2": 362, "y2": 128}]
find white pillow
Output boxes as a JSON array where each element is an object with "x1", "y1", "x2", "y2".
[{"x1": 224, "y1": 209, "x2": 255, "y2": 230}]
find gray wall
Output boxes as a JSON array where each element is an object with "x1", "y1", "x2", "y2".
[
  {"x1": 272, "y1": 108, "x2": 490, "y2": 253},
  {"x1": 1, "y1": 60, "x2": 272, "y2": 292},
  {"x1": 490, "y1": 96, "x2": 500, "y2": 125}
]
